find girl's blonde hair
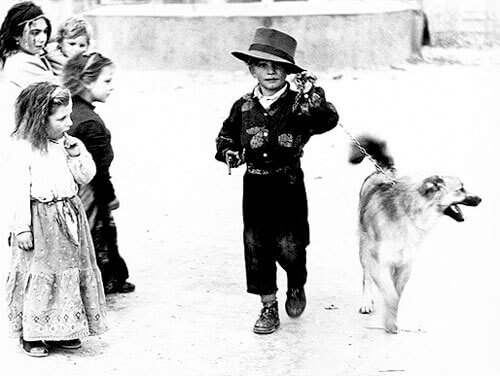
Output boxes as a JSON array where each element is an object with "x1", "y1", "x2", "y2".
[
  {"x1": 12, "y1": 81, "x2": 71, "y2": 152},
  {"x1": 56, "y1": 16, "x2": 92, "y2": 44},
  {"x1": 63, "y1": 52, "x2": 113, "y2": 97}
]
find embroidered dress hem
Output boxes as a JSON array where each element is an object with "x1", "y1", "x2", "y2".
[{"x1": 6, "y1": 197, "x2": 108, "y2": 341}]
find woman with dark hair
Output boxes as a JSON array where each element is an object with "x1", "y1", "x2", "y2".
[{"x1": 0, "y1": 1, "x2": 56, "y2": 90}]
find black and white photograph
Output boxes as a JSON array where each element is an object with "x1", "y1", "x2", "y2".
[{"x1": 0, "y1": 0, "x2": 498, "y2": 375}]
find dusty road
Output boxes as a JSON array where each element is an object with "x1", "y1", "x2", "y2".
[{"x1": 0, "y1": 47, "x2": 499, "y2": 375}]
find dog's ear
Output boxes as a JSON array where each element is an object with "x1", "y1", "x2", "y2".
[{"x1": 419, "y1": 175, "x2": 445, "y2": 197}]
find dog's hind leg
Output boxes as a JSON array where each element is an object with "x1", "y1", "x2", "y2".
[
  {"x1": 393, "y1": 265, "x2": 412, "y2": 298},
  {"x1": 372, "y1": 266, "x2": 401, "y2": 334}
]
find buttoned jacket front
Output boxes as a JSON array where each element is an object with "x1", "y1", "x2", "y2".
[{"x1": 216, "y1": 84, "x2": 339, "y2": 172}]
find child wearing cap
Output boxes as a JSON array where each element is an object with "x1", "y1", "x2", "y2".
[{"x1": 215, "y1": 27, "x2": 339, "y2": 334}]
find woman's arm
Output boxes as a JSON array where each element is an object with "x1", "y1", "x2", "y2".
[{"x1": 4, "y1": 53, "x2": 56, "y2": 89}]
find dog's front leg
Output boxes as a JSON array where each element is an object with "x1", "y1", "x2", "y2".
[
  {"x1": 359, "y1": 268, "x2": 374, "y2": 314},
  {"x1": 359, "y1": 238, "x2": 375, "y2": 314},
  {"x1": 372, "y1": 269, "x2": 401, "y2": 334}
]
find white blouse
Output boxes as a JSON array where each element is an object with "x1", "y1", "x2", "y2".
[{"x1": 7, "y1": 138, "x2": 96, "y2": 235}]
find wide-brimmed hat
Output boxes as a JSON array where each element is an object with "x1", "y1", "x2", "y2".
[{"x1": 232, "y1": 28, "x2": 304, "y2": 73}]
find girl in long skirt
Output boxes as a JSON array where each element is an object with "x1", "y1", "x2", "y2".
[{"x1": 6, "y1": 81, "x2": 108, "y2": 357}]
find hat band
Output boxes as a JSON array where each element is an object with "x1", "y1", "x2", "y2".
[{"x1": 249, "y1": 43, "x2": 295, "y2": 64}]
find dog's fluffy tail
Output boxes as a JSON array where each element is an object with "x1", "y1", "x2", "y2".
[{"x1": 348, "y1": 134, "x2": 394, "y2": 169}]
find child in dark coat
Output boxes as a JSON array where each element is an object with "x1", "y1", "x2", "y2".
[
  {"x1": 215, "y1": 28, "x2": 339, "y2": 334},
  {"x1": 63, "y1": 52, "x2": 135, "y2": 294}
]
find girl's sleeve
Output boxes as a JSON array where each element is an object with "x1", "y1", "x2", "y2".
[
  {"x1": 215, "y1": 99, "x2": 243, "y2": 162},
  {"x1": 7, "y1": 141, "x2": 32, "y2": 235},
  {"x1": 66, "y1": 141, "x2": 96, "y2": 185}
]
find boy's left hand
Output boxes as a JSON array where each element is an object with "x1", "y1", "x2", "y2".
[
  {"x1": 63, "y1": 133, "x2": 82, "y2": 157},
  {"x1": 294, "y1": 71, "x2": 317, "y2": 93}
]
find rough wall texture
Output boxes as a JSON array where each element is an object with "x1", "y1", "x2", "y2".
[{"x1": 85, "y1": 9, "x2": 422, "y2": 71}]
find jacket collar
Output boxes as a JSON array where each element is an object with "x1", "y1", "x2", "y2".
[{"x1": 72, "y1": 94, "x2": 95, "y2": 110}]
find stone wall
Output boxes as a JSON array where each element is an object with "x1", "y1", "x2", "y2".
[{"x1": 84, "y1": 1, "x2": 424, "y2": 71}]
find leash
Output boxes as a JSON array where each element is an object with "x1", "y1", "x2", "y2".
[
  {"x1": 294, "y1": 73, "x2": 397, "y2": 185},
  {"x1": 337, "y1": 122, "x2": 398, "y2": 186}
]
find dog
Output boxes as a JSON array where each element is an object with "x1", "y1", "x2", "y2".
[{"x1": 349, "y1": 135, "x2": 481, "y2": 333}]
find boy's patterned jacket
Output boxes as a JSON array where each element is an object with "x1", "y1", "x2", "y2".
[{"x1": 216, "y1": 84, "x2": 339, "y2": 172}]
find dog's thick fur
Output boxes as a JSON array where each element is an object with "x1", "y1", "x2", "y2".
[{"x1": 349, "y1": 135, "x2": 481, "y2": 333}]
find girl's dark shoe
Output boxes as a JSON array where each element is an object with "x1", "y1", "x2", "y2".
[
  {"x1": 45, "y1": 338, "x2": 82, "y2": 349},
  {"x1": 253, "y1": 302, "x2": 280, "y2": 334},
  {"x1": 21, "y1": 338, "x2": 49, "y2": 357},
  {"x1": 104, "y1": 280, "x2": 135, "y2": 294},
  {"x1": 118, "y1": 281, "x2": 135, "y2": 293},
  {"x1": 285, "y1": 287, "x2": 306, "y2": 318}
]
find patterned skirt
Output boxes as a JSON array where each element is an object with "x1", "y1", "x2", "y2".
[{"x1": 6, "y1": 196, "x2": 108, "y2": 341}]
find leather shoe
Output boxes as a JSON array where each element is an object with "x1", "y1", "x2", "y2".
[
  {"x1": 21, "y1": 338, "x2": 49, "y2": 357},
  {"x1": 45, "y1": 339, "x2": 81, "y2": 349},
  {"x1": 253, "y1": 301, "x2": 279, "y2": 334},
  {"x1": 285, "y1": 287, "x2": 306, "y2": 318}
]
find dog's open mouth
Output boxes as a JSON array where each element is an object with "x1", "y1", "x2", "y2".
[
  {"x1": 444, "y1": 204, "x2": 464, "y2": 222},
  {"x1": 443, "y1": 195, "x2": 482, "y2": 222}
]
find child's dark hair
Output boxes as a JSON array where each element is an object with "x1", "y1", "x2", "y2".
[
  {"x1": 56, "y1": 16, "x2": 92, "y2": 44},
  {"x1": 12, "y1": 81, "x2": 71, "y2": 152},
  {"x1": 0, "y1": 1, "x2": 52, "y2": 64},
  {"x1": 63, "y1": 51, "x2": 113, "y2": 96},
  {"x1": 247, "y1": 57, "x2": 292, "y2": 75}
]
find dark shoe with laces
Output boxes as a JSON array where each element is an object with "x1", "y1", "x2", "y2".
[
  {"x1": 285, "y1": 287, "x2": 306, "y2": 318},
  {"x1": 253, "y1": 301, "x2": 280, "y2": 334}
]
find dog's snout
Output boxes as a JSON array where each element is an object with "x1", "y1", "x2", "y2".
[{"x1": 462, "y1": 195, "x2": 482, "y2": 206}]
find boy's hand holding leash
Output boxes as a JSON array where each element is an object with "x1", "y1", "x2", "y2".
[
  {"x1": 293, "y1": 71, "x2": 322, "y2": 115},
  {"x1": 63, "y1": 132, "x2": 82, "y2": 157},
  {"x1": 17, "y1": 231, "x2": 33, "y2": 251},
  {"x1": 225, "y1": 149, "x2": 244, "y2": 175},
  {"x1": 294, "y1": 71, "x2": 316, "y2": 93}
]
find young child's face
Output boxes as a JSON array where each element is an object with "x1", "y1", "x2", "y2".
[
  {"x1": 85, "y1": 65, "x2": 115, "y2": 103},
  {"x1": 17, "y1": 18, "x2": 49, "y2": 55},
  {"x1": 61, "y1": 35, "x2": 89, "y2": 58},
  {"x1": 47, "y1": 102, "x2": 73, "y2": 140},
  {"x1": 250, "y1": 60, "x2": 288, "y2": 96}
]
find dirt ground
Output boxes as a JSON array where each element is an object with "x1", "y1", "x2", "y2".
[{"x1": 0, "y1": 47, "x2": 499, "y2": 375}]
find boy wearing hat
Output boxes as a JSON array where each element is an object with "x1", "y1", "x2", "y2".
[{"x1": 215, "y1": 28, "x2": 339, "y2": 334}]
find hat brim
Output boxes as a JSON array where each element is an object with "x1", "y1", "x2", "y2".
[{"x1": 232, "y1": 50, "x2": 304, "y2": 74}]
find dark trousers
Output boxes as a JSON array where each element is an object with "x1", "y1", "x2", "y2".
[
  {"x1": 243, "y1": 170, "x2": 309, "y2": 295},
  {"x1": 92, "y1": 208, "x2": 130, "y2": 290}
]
